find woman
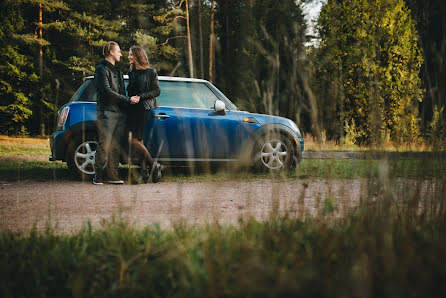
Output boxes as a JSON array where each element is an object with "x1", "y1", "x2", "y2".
[{"x1": 127, "y1": 45, "x2": 163, "y2": 183}]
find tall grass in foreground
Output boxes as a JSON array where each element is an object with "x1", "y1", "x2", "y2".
[{"x1": 1, "y1": 173, "x2": 445, "y2": 297}]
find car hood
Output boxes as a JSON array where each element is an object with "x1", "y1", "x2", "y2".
[{"x1": 235, "y1": 110, "x2": 298, "y2": 129}]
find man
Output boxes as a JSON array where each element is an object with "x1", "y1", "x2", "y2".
[{"x1": 93, "y1": 41, "x2": 139, "y2": 185}]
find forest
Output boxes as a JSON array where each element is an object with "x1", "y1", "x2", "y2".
[{"x1": 0, "y1": 0, "x2": 445, "y2": 147}]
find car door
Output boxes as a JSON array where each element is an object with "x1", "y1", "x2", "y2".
[{"x1": 144, "y1": 81, "x2": 241, "y2": 160}]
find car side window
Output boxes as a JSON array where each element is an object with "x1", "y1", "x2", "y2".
[{"x1": 158, "y1": 81, "x2": 219, "y2": 109}]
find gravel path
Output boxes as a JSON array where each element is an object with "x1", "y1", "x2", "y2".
[{"x1": 0, "y1": 178, "x2": 438, "y2": 233}]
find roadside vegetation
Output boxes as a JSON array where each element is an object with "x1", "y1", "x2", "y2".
[
  {"x1": 0, "y1": 134, "x2": 438, "y2": 157},
  {"x1": 1, "y1": 157, "x2": 444, "y2": 182},
  {"x1": 1, "y1": 136, "x2": 444, "y2": 182},
  {"x1": 0, "y1": 136, "x2": 49, "y2": 156},
  {"x1": 1, "y1": 174, "x2": 445, "y2": 297},
  {"x1": 302, "y1": 134, "x2": 435, "y2": 152}
]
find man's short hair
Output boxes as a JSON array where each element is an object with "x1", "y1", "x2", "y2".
[{"x1": 103, "y1": 41, "x2": 118, "y2": 58}]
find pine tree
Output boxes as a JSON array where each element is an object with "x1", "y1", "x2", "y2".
[
  {"x1": 0, "y1": 0, "x2": 34, "y2": 135},
  {"x1": 19, "y1": 0, "x2": 69, "y2": 134}
]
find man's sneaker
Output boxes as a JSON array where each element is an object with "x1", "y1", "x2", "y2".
[
  {"x1": 152, "y1": 162, "x2": 164, "y2": 183},
  {"x1": 93, "y1": 171, "x2": 103, "y2": 185}
]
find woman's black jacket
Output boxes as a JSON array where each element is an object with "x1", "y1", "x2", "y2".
[{"x1": 127, "y1": 68, "x2": 161, "y2": 110}]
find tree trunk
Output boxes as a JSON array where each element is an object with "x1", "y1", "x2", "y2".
[
  {"x1": 38, "y1": 2, "x2": 43, "y2": 77},
  {"x1": 209, "y1": 0, "x2": 215, "y2": 83},
  {"x1": 198, "y1": 0, "x2": 204, "y2": 79},
  {"x1": 38, "y1": 2, "x2": 45, "y2": 135},
  {"x1": 225, "y1": 0, "x2": 229, "y2": 61},
  {"x1": 185, "y1": 0, "x2": 194, "y2": 78}
]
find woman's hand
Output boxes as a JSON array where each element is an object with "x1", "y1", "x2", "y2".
[{"x1": 130, "y1": 95, "x2": 140, "y2": 104}]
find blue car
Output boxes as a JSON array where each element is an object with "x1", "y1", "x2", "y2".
[{"x1": 49, "y1": 76, "x2": 304, "y2": 178}]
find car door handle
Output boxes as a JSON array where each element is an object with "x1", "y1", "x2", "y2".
[{"x1": 154, "y1": 113, "x2": 170, "y2": 119}]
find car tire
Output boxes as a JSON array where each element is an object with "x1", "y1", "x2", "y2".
[
  {"x1": 252, "y1": 131, "x2": 294, "y2": 172},
  {"x1": 67, "y1": 133, "x2": 102, "y2": 180}
]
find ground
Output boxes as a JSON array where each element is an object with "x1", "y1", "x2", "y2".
[{"x1": 0, "y1": 178, "x2": 437, "y2": 233}]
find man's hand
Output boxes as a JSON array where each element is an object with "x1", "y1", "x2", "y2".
[{"x1": 130, "y1": 95, "x2": 140, "y2": 104}]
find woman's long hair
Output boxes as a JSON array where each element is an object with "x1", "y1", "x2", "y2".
[{"x1": 130, "y1": 46, "x2": 150, "y2": 70}]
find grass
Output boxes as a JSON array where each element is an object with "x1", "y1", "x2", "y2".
[
  {"x1": 1, "y1": 136, "x2": 445, "y2": 297},
  {"x1": 0, "y1": 158, "x2": 444, "y2": 182},
  {"x1": 1, "y1": 187, "x2": 445, "y2": 297},
  {"x1": 0, "y1": 136, "x2": 49, "y2": 156},
  {"x1": 303, "y1": 133, "x2": 435, "y2": 152},
  {"x1": 1, "y1": 136, "x2": 444, "y2": 182},
  {"x1": 0, "y1": 161, "x2": 70, "y2": 182},
  {"x1": 0, "y1": 135, "x2": 437, "y2": 157}
]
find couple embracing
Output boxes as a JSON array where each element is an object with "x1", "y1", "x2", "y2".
[{"x1": 93, "y1": 41, "x2": 163, "y2": 185}]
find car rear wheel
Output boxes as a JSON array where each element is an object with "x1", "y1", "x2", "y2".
[
  {"x1": 67, "y1": 134, "x2": 104, "y2": 180},
  {"x1": 253, "y1": 132, "x2": 294, "y2": 172}
]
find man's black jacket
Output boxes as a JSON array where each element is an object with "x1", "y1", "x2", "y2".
[{"x1": 94, "y1": 60, "x2": 129, "y2": 113}]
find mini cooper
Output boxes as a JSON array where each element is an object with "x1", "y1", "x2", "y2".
[{"x1": 49, "y1": 76, "x2": 304, "y2": 178}]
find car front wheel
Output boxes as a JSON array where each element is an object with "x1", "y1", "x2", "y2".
[{"x1": 253, "y1": 133, "x2": 294, "y2": 172}]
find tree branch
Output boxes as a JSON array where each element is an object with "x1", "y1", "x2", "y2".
[
  {"x1": 157, "y1": 35, "x2": 186, "y2": 46},
  {"x1": 177, "y1": 0, "x2": 186, "y2": 9},
  {"x1": 173, "y1": 16, "x2": 186, "y2": 22}
]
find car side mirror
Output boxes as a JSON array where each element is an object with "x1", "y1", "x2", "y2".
[{"x1": 214, "y1": 99, "x2": 226, "y2": 115}]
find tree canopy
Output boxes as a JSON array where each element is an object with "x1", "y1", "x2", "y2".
[
  {"x1": 0, "y1": 0, "x2": 442, "y2": 147},
  {"x1": 315, "y1": 0, "x2": 424, "y2": 145}
]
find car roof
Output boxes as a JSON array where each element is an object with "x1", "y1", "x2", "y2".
[{"x1": 83, "y1": 75, "x2": 209, "y2": 83}]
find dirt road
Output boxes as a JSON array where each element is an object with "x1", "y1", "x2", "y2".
[{"x1": 0, "y1": 178, "x2": 438, "y2": 233}]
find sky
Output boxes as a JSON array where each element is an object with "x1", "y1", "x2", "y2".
[{"x1": 301, "y1": 0, "x2": 326, "y2": 45}]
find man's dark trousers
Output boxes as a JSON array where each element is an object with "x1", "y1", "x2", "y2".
[{"x1": 95, "y1": 110, "x2": 127, "y2": 178}]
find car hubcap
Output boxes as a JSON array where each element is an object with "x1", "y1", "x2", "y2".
[
  {"x1": 74, "y1": 141, "x2": 98, "y2": 175},
  {"x1": 260, "y1": 139, "x2": 288, "y2": 170}
]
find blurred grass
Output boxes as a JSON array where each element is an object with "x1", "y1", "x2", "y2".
[
  {"x1": 0, "y1": 136, "x2": 49, "y2": 156},
  {"x1": 303, "y1": 133, "x2": 435, "y2": 152},
  {"x1": 1, "y1": 136, "x2": 444, "y2": 182},
  {"x1": 1, "y1": 137, "x2": 445, "y2": 297},
  {"x1": 0, "y1": 161, "x2": 71, "y2": 182},
  {"x1": 0, "y1": 158, "x2": 444, "y2": 182},
  {"x1": 0, "y1": 135, "x2": 436, "y2": 157},
  {"x1": 1, "y1": 190, "x2": 445, "y2": 297}
]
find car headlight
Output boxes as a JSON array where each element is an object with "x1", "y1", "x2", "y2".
[{"x1": 289, "y1": 120, "x2": 301, "y2": 136}]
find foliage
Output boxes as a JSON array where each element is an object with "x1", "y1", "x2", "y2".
[
  {"x1": 315, "y1": 0, "x2": 424, "y2": 145},
  {"x1": 0, "y1": 0, "x2": 441, "y2": 147},
  {"x1": 428, "y1": 105, "x2": 446, "y2": 147},
  {"x1": 213, "y1": 0, "x2": 312, "y2": 128},
  {"x1": 0, "y1": 0, "x2": 186, "y2": 135},
  {"x1": 1, "y1": 184, "x2": 445, "y2": 297},
  {"x1": 405, "y1": 0, "x2": 446, "y2": 147},
  {"x1": 0, "y1": 0, "x2": 34, "y2": 135}
]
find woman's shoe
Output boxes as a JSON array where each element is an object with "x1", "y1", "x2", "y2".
[
  {"x1": 140, "y1": 168, "x2": 150, "y2": 183},
  {"x1": 151, "y1": 162, "x2": 164, "y2": 183}
]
